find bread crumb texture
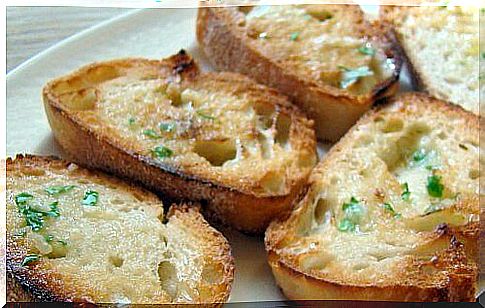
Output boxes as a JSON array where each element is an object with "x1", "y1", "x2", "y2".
[
  {"x1": 241, "y1": 5, "x2": 395, "y2": 95},
  {"x1": 387, "y1": 5, "x2": 479, "y2": 113},
  {"x1": 267, "y1": 95, "x2": 478, "y2": 291},
  {"x1": 7, "y1": 157, "x2": 232, "y2": 303},
  {"x1": 49, "y1": 60, "x2": 316, "y2": 197}
]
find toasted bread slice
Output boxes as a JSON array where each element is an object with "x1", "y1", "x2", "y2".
[
  {"x1": 265, "y1": 93, "x2": 479, "y2": 302},
  {"x1": 197, "y1": 4, "x2": 402, "y2": 141},
  {"x1": 381, "y1": 4, "x2": 479, "y2": 114},
  {"x1": 6, "y1": 154, "x2": 234, "y2": 304},
  {"x1": 42, "y1": 51, "x2": 317, "y2": 234}
]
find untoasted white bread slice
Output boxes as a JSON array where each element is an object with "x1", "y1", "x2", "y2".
[
  {"x1": 265, "y1": 93, "x2": 479, "y2": 302},
  {"x1": 42, "y1": 51, "x2": 317, "y2": 234},
  {"x1": 7, "y1": 155, "x2": 234, "y2": 304},
  {"x1": 197, "y1": 4, "x2": 402, "y2": 141},
  {"x1": 381, "y1": 4, "x2": 479, "y2": 114}
]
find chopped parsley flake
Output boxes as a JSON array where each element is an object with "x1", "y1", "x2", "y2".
[
  {"x1": 289, "y1": 32, "x2": 300, "y2": 41},
  {"x1": 15, "y1": 192, "x2": 34, "y2": 205},
  {"x1": 412, "y1": 149, "x2": 427, "y2": 162},
  {"x1": 44, "y1": 185, "x2": 76, "y2": 196},
  {"x1": 337, "y1": 218, "x2": 355, "y2": 232},
  {"x1": 143, "y1": 129, "x2": 161, "y2": 139},
  {"x1": 339, "y1": 66, "x2": 373, "y2": 89},
  {"x1": 337, "y1": 197, "x2": 364, "y2": 232},
  {"x1": 82, "y1": 190, "x2": 99, "y2": 206},
  {"x1": 358, "y1": 45, "x2": 375, "y2": 56},
  {"x1": 15, "y1": 193, "x2": 60, "y2": 232},
  {"x1": 427, "y1": 175, "x2": 444, "y2": 198},
  {"x1": 21, "y1": 254, "x2": 40, "y2": 266},
  {"x1": 151, "y1": 146, "x2": 173, "y2": 159},
  {"x1": 128, "y1": 117, "x2": 136, "y2": 125},
  {"x1": 401, "y1": 183, "x2": 411, "y2": 201},
  {"x1": 159, "y1": 122, "x2": 176, "y2": 132},
  {"x1": 383, "y1": 202, "x2": 401, "y2": 218},
  {"x1": 458, "y1": 144, "x2": 468, "y2": 150}
]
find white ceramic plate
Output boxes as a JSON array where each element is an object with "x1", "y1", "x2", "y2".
[{"x1": 6, "y1": 7, "x2": 482, "y2": 303}]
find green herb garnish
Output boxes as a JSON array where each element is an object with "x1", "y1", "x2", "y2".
[
  {"x1": 358, "y1": 45, "x2": 375, "y2": 56},
  {"x1": 159, "y1": 122, "x2": 176, "y2": 132},
  {"x1": 258, "y1": 32, "x2": 269, "y2": 39},
  {"x1": 339, "y1": 66, "x2": 373, "y2": 89},
  {"x1": 383, "y1": 202, "x2": 401, "y2": 218},
  {"x1": 290, "y1": 32, "x2": 300, "y2": 41},
  {"x1": 143, "y1": 129, "x2": 161, "y2": 139},
  {"x1": 481, "y1": 52, "x2": 485, "y2": 59},
  {"x1": 427, "y1": 175, "x2": 444, "y2": 198},
  {"x1": 337, "y1": 218, "x2": 356, "y2": 232},
  {"x1": 82, "y1": 190, "x2": 99, "y2": 206},
  {"x1": 151, "y1": 146, "x2": 173, "y2": 159},
  {"x1": 128, "y1": 117, "x2": 136, "y2": 125},
  {"x1": 458, "y1": 144, "x2": 468, "y2": 150},
  {"x1": 44, "y1": 185, "x2": 76, "y2": 196},
  {"x1": 15, "y1": 192, "x2": 34, "y2": 205},
  {"x1": 15, "y1": 193, "x2": 60, "y2": 231},
  {"x1": 401, "y1": 183, "x2": 411, "y2": 201},
  {"x1": 196, "y1": 110, "x2": 216, "y2": 121},
  {"x1": 412, "y1": 149, "x2": 427, "y2": 162},
  {"x1": 21, "y1": 254, "x2": 40, "y2": 266},
  {"x1": 337, "y1": 197, "x2": 364, "y2": 232}
]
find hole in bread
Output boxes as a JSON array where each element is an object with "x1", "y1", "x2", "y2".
[
  {"x1": 59, "y1": 88, "x2": 98, "y2": 111},
  {"x1": 300, "y1": 252, "x2": 332, "y2": 271},
  {"x1": 47, "y1": 241, "x2": 68, "y2": 259},
  {"x1": 314, "y1": 199, "x2": 328, "y2": 225},
  {"x1": 353, "y1": 263, "x2": 369, "y2": 271},
  {"x1": 369, "y1": 253, "x2": 389, "y2": 262},
  {"x1": 158, "y1": 261, "x2": 178, "y2": 299},
  {"x1": 260, "y1": 171, "x2": 285, "y2": 194},
  {"x1": 257, "y1": 133, "x2": 272, "y2": 159},
  {"x1": 109, "y1": 255, "x2": 124, "y2": 267},
  {"x1": 304, "y1": 7, "x2": 333, "y2": 21},
  {"x1": 469, "y1": 169, "x2": 479, "y2": 179},
  {"x1": 166, "y1": 83, "x2": 182, "y2": 107},
  {"x1": 275, "y1": 113, "x2": 291, "y2": 147},
  {"x1": 201, "y1": 262, "x2": 224, "y2": 285},
  {"x1": 253, "y1": 102, "x2": 276, "y2": 130},
  {"x1": 379, "y1": 118, "x2": 404, "y2": 133},
  {"x1": 85, "y1": 65, "x2": 120, "y2": 84},
  {"x1": 379, "y1": 122, "x2": 431, "y2": 170},
  {"x1": 238, "y1": 6, "x2": 253, "y2": 14},
  {"x1": 193, "y1": 139, "x2": 237, "y2": 166}
]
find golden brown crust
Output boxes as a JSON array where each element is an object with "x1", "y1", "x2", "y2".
[
  {"x1": 6, "y1": 154, "x2": 235, "y2": 304},
  {"x1": 196, "y1": 5, "x2": 403, "y2": 141},
  {"x1": 265, "y1": 93, "x2": 479, "y2": 301},
  {"x1": 42, "y1": 51, "x2": 316, "y2": 233}
]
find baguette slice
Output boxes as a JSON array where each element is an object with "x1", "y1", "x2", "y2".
[
  {"x1": 42, "y1": 51, "x2": 317, "y2": 234},
  {"x1": 197, "y1": 4, "x2": 402, "y2": 141},
  {"x1": 265, "y1": 93, "x2": 479, "y2": 302},
  {"x1": 7, "y1": 154, "x2": 234, "y2": 304},
  {"x1": 381, "y1": 4, "x2": 479, "y2": 114}
]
